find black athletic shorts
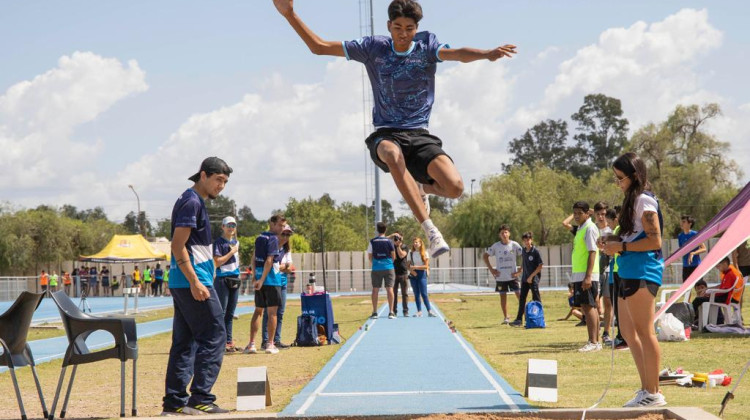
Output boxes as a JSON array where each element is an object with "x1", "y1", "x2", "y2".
[
  {"x1": 573, "y1": 281, "x2": 599, "y2": 307},
  {"x1": 495, "y1": 280, "x2": 520, "y2": 294},
  {"x1": 255, "y1": 285, "x2": 282, "y2": 308},
  {"x1": 682, "y1": 265, "x2": 697, "y2": 282},
  {"x1": 365, "y1": 128, "x2": 452, "y2": 185},
  {"x1": 618, "y1": 278, "x2": 659, "y2": 299}
]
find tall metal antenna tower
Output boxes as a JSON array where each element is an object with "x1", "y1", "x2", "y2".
[{"x1": 359, "y1": 0, "x2": 381, "y2": 236}]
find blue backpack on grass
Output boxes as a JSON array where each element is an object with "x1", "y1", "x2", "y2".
[
  {"x1": 295, "y1": 314, "x2": 320, "y2": 346},
  {"x1": 525, "y1": 301, "x2": 546, "y2": 329}
]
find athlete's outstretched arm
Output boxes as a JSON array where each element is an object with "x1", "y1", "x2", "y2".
[
  {"x1": 439, "y1": 44, "x2": 517, "y2": 63},
  {"x1": 273, "y1": 0, "x2": 345, "y2": 57}
]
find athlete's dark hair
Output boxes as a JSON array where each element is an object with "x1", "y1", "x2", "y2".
[
  {"x1": 719, "y1": 256, "x2": 730, "y2": 266},
  {"x1": 681, "y1": 214, "x2": 695, "y2": 228},
  {"x1": 594, "y1": 201, "x2": 608, "y2": 212},
  {"x1": 573, "y1": 201, "x2": 590, "y2": 213},
  {"x1": 269, "y1": 214, "x2": 287, "y2": 224},
  {"x1": 605, "y1": 208, "x2": 617, "y2": 221},
  {"x1": 498, "y1": 224, "x2": 511, "y2": 233},
  {"x1": 694, "y1": 279, "x2": 707, "y2": 290},
  {"x1": 613, "y1": 152, "x2": 651, "y2": 236},
  {"x1": 388, "y1": 0, "x2": 423, "y2": 23},
  {"x1": 376, "y1": 221, "x2": 387, "y2": 234},
  {"x1": 521, "y1": 231, "x2": 534, "y2": 240}
]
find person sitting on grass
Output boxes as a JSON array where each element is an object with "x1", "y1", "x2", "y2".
[{"x1": 558, "y1": 283, "x2": 583, "y2": 322}]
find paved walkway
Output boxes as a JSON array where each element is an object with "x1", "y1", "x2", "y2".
[{"x1": 281, "y1": 302, "x2": 531, "y2": 417}]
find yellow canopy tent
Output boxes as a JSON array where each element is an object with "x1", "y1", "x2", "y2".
[{"x1": 79, "y1": 234, "x2": 168, "y2": 263}]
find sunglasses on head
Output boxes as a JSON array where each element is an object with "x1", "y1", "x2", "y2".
[{"x1": 224, "y1": 223, "x2": 237, "y2": 228}]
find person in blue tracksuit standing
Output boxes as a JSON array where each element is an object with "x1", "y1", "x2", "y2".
[
  {"x1": 263, "y1": 224, "x2": 294, "y2": 349},
  {"x1": 161, "y1": 157, "x2": 232, "y2": 415},
  {"x1": 213, "y1": 216, "x2": 241, "y2": 353}
]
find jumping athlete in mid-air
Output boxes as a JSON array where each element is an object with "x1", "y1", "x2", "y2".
[{"x1": 273, "y1": 0, "x2": 517, "y2": 257}]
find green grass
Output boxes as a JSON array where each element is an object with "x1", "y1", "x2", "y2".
[
  {"x1": 2, "y1": 292, "x2": 748, "y2": 419},
  {"x1": 437, "y1": 291, "x2": 750, "y2": 419},
  {"x1": 27, "y1": 306, "x2": 177, "y2": 341}
]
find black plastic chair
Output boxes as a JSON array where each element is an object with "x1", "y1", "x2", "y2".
[
  {"x1": 48, "y1": 291, "x2": 138, "y2": 419},
  {"x1": 0, "y1": 291, "x2": 48, "y2": 420}
]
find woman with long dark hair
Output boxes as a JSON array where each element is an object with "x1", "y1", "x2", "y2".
[
  {"x1": 408, "y1": 237, "x2": 436, "y2": 317},
  {"x1": 600, "y1": 152, "x2": 665, "y2": 407}
]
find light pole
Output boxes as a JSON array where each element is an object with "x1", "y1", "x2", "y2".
[
  {"x1": 128, "y1": 184, "x2": 143, "y2": 235},
  {"x1": 470, "y1": 179, "x2": 476, "y2": 198}
]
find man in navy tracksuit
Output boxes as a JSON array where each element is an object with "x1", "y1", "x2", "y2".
[{"x1": 162, "y1": 157, "x2": 232, "y2": 415}]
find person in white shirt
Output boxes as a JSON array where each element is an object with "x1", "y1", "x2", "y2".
[{"x1": 483, "y1": 225, "x2": 523, "y2": 324}]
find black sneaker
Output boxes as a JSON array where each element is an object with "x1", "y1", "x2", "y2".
[
  {"x1": 575, "y1": 320, "x2": 586, "y2": 327},
  {"x1": 370, "y1": 312, "x2": 378, "y2": 319},
  {"x1": 276, "y1": 342, "x2": 291, "y2": 349},
  {"x1": 160, "y1": 406, "x2": 189, "y2": 416},
  {"x1": 187, "y1": 403, "x2": 230, "y2": 414},
  {"x1": 509, "y1": 319, "x2": 523, "y2": 327}
]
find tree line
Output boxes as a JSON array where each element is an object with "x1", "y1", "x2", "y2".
[{"x1": 0, "y1": 96, "x2": 742, "y2": 275}]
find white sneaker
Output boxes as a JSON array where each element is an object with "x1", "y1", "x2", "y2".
[
  {"x1": 388, "y1": 312, "x2": 396, "y2": 319},
  {"x1": 265, "y1": 345, "x2": 279, "y2": 354},
  {"x1": 627, "y1": 390, "x2": 666, "y2": 407},
  {"x1": 243, "y1": 343, "x2": 257, "y2": 354},
  {"x1": 428, "y1": 230, "x2": 450, "y2": 258},
  {"x1": 502, "y1": 318, "x2": 511, "y2": 325},
  {"x1": 623, "y1": 389, "x2": 646, "y2": 407},
  {"x1": 578, "y1": 342, "x2": 602, "y2": 352}
]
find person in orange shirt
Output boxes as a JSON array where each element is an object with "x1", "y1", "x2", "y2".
[
  {"x1": 691, "y1": 257, "x2": 744, "y2": 324},
  {"x1": 40, "y1": 270, "x2": 49, "y2": 295},
  {"x1": 63, "y1": 271, "x2": 72, "y2": 295}
]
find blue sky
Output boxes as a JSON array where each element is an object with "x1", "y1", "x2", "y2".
[{"x1": 1, "y1": 1, "x2": 748, "y2": 223}]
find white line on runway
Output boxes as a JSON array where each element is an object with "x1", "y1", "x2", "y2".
[
  {"x1": 295, "y1": 304, "x2": 388, "y2": 415},
  {"x1": 319, "y1": 390, "x2": 498, "y2": 397},
  {"x1": 433, "y1": 308, "x2": 520, "y2": 411}
]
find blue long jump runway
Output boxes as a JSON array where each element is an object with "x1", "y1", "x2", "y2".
[{"x1": 282, "y1": 302, "x2": 532, "y2": 417}]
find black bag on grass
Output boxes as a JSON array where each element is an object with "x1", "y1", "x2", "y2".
[{"x1": 295, "y1": 314, "x2": 319, "y2": 346}]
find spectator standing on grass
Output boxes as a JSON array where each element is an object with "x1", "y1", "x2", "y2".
[
  {"x1": 368, "y1": 221, "x2": 397, "y2": 319},
  {"x1": 40, "y1": 270, "x2": 49, "y2": 295},
  {"x1": 600, "y1": 152, "x2": 665, "y2": 407},
  {"x1": 408, "y1": 236, "x2": 435, "y2": 317},
  {"x1": 570, "y1": 201, "x2": 601, "y2": 352},
  {"x1": 161, "y1": 156, "x2": 232, "y2": 415},
  {"x1": 63, "y1": 271, "x2": 72, "y2": 295},
  {"x1": 214, "y1": 216, "x2": 241, "y2": 353},
  {"x1": 678, "y1": 215, "x2": 707, "y2": 282},
  {"x1": 71, "y1": 267, "x2": 79, "y2": 297},
  {"x1": 483, "y1": 225, "x2": 522, "y2": 324},
  {"x1": 391, "y1": 231, "x2": 410, "y2": 317},
  {"x1": 244, "y1": 214, "x2": 287, "y2": 355},
  {"x1": 101, "y1": 266, "x2": 111, "y2": 296},
  {"x1": 89, "y1": 266, "x2": 99, "y2": 297},
  {"x1": 594, "y1": 202, "x2": 614, "y2": 346},
  {"x1": 164, "y1": 265, "x2": 171, "y2": 297},
  {"x1": 510, "y1": 231, "x2": 543, "y2": 327},
  {"x1": 49, "y1": 271, "x2": 59, "y2": 293},
  {"x1": 132, "y1": 266, "x2": 141, "y2": 291},
  {"x1": 605, "y1": 208, "x2": 628, "y2": 350},
  {"x1": 263, "y1": 224, "x2": 294, "y2": 349},
  {"x1": 143, "y1": 265, "x2": 152, "y2": 297},
  {"x1": 154, "y1": 263, "x2": 165, "y2": 297}
]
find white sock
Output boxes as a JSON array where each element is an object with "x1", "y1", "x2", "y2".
[{"x1": 421, "y1": 219, "x2": 437, "y2": 235}]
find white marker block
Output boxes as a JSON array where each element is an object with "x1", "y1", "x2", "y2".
[
  {"x1": 524, "y1": 359, "x2": 557, "y2": 402},
  {"x1": 237, "y1": 367, "x2": 272, "y2": 411}
]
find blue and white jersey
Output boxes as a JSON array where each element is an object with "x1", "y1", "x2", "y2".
[
  {"x1": 169, "y1": 188, "x2": 214, "y2": 288},
  {"x1": 343, "y1": 31, "x2": 449, "y2": 130},
  {"x1": 367, "y1": 236, "x2": 395, "y2": 271},
  {"x1": 275, "y1": 248, "x2": 292, "y2": 288},
  {"x1": 214, "y1": 236, "x2": 240, "y2": 278},
  {"x1": 254, "y1": 232, "x2": 281, "y2": 286}
]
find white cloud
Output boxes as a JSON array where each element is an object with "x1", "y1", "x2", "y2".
[
  {"x1": 509, "y1": 8, "x2": 725, "y2": 134},
  {"x1": 0, "y1": 51, "x2": 147, "y2": 190}
]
